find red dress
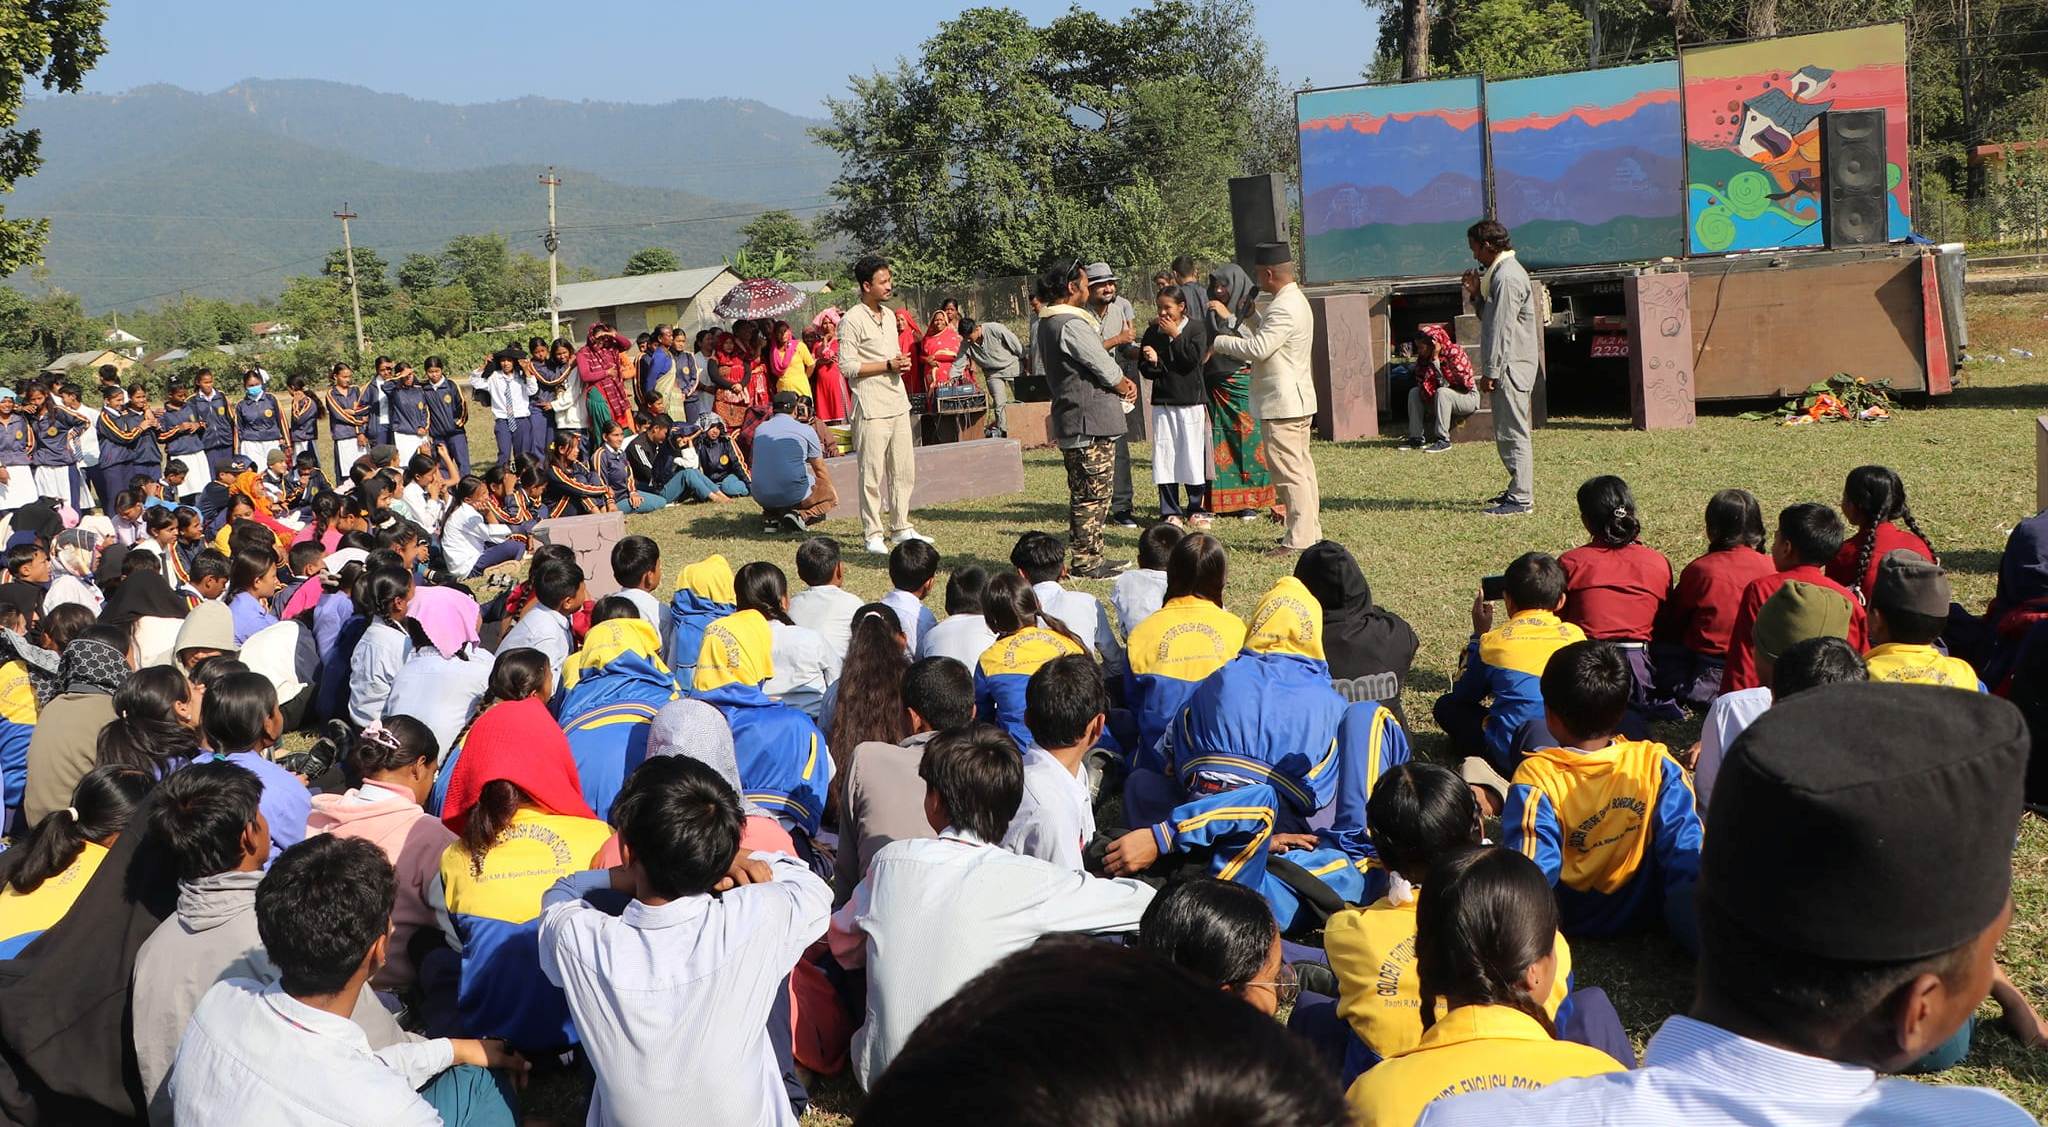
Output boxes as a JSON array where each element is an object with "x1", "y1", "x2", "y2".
[
  {"x1": 1559, "y1": 541, "x2": 1673, "y2": 642},
  {"x1": 811, "y1": 336, "x2": 850, "y2": 422}
]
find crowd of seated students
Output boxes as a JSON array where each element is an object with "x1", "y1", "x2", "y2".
[{"x1": 0, "y1": 455, "x2": 2042, "y2": 1127}]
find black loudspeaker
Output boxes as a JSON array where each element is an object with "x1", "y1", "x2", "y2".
[
  {"x1": 1822, "y1": 108, "x2": 1888, "y2": 248},
  {"x1": 1229, "y1": 173, "x2": 1289, "y2": 271}
]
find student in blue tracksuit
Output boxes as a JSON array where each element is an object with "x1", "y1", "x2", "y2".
[
  {"x1": 322, "y1": 362, "x2": 371, "y2": 472},
  {"x1": 0, "y1": 390, "x2": 31, "y2": 516},
  {"x1": 690, "y1": 591, "x2": 832, "y2": 857},
  {"x1": 284, "y1": 375, "x2": 322, "y2": 462},
  {"x1": 1504, "y1": 639, "x2": 1702, "y2": 949},
  {"x1": 1435, "y1": 551, "x2": 1586, "y2": 779},
  {"x1": 1121, "y1": 532, "x2": 1244, "y2": 772},
  {"x1": 189, "y1": 368, "x2": 236, "y2": 474},
  {"x1": 233, "y1": 370, "x2": 286, "y2": 468},
  {"x1": 664, "y1": 554, "x2": 736, "y2": 682},
  {"x1": 93, "y1": 385, "x2": 140, "y2": 502},
  {"x1": 388, "y1": 363, "x2": 432, "y2": 465},
  {"x1": 27, "y1": 383, "x2": 88, "y2": 510},
  {"x1": 158, "y1": 380, "x2": 209, "y2": 499},
  {"x1": 1105, "y1": 577, "x2": 1350, "y2": 924},
  {"x1": 553, "y1": 617, "x2": 682, "y2": 821},
  {"x1": 424, "y1": 355, "x2": 471, "y2": 475},
  {"x1": 126, "y1": 383, "x2": 164, "y2": 481},
  {"x1": 364, "y1": 355, "x2": 395, "y2": 448}
]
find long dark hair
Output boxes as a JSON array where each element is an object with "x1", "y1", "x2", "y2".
[
  {"x1": 1164, "y1": 532, "x2": 1227, "y2": 607},
  {"x1": 981, "y1": 571, "x2": 1086, "y2": 651},
  {"x1": 734, "y1": 561, "x2": 795, "y2": 626},
  {"x1": 0, "y1": 765, "x2": 153, "y2": 894},
  {"x1": 1705, "y1": 488, "x2": 1766, "y2": 553},
  {"x1": 201, "y1": 671, "x2": 279, "y2": 753},
  {"x1": 1137, "y1": 880, "x2": 1277, "y2": 993},
  {"x1": 1365, "y1": 762, "x2": 1481, "y2": 883},
  {"x1": 1414, "y1": 846, "x2": 1560, "y2": 1037},
  {"x1": 98, "y1": 665, "x2": 200, "y2": 774},
  {"x1": 452, "y1": 647, "x2": 553, "y2": 750},
  {"x1": 1843, "y1": 464, "x2": 1933, "y2": 595},
  {"x1": 1575, "y1": 474, "x2": 1641, "y2": 548},
  {"x1": 826, "y1": 603, "x2": 910, "y2": 813}
]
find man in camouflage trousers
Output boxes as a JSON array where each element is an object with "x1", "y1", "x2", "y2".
[{"x1": 1032, "y1": 257, "x2": 1138, "y2": 579}]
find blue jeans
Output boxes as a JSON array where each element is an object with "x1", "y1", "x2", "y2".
[
  {"x1": 465, "y1": 539, "x2": 526, "y2": 577},
  {"x1": 419, "y1": 1065, "x2": 517, "y2": 1127},
  {"x1": 620, "y1": 490, "x2": 667, "y2": 514},
  {"x1": 710, "y1": 475, "x2": 750, "y2": 497}
]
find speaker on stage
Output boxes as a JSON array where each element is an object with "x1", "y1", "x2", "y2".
[
  {"x1": 1229, "y1": 174, "x2": 1289, "y2": 271},
  {"x1": 1821, "y1": 108, "x2": 1888, "y2": 249}
]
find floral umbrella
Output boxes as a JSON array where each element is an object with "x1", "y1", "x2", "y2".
[{"x1": 713, "y1": 278, "x2": 805, "y2": 321}]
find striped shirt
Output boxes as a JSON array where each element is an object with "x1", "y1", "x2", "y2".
[{"x1": 1417, "y1": 1015, "x2": 2033, "y2": 1127}]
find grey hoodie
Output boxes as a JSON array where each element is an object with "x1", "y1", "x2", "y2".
[{"x1": 131, "y1": 869, "x2": 418, "y2": 1125}]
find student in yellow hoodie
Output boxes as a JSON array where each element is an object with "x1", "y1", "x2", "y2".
[
  {"x1": 1346, "y1": 846, "x2": 1623, "y2": 1126},
  {"x1": 1863, "y1": 550, "x2": 1985, "y2": 690}
]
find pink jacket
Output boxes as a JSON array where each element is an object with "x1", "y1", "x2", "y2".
[{"x1": 307, "y1": 779, "x2": 457, "y2": 990}]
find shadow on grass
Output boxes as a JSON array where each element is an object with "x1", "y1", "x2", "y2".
[
  {"x1": 1940, "y1": 382, "x2": 2048, "y2": 413},
  {"x1": 1944, "y1": 548, "x2": 2006, "y2": 578},
  {"x1": 1321, "y1": 495, "x2": 1487, "y2": 514}
]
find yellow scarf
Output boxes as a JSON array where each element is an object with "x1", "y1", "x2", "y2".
[
  {"x1": 674, "y1": 554, "x2": 736, "y2": 603},
  {"x1": 1245, "y1": 577, "x2": 1325, "y2": 661},
  {"x1": 694, "y1": 608, "x2": 775, "y2": 691},
  {"x1": 558, "y1": 617, "x2": 669, "y2": 692},
  {"x1": 1479, "y1": 249, "x2": 1518, "y2": 304}
]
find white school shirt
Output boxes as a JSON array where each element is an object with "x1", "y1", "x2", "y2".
[
  {"x1": 1695, "y1": 686, "x2": 1772, "y2": 810},
  {"x1": 479, "y1": 369, "x2": 535, "y2": 420},
  {"x1": 169, "y1": 979, "x2": 453, "y2": 1127},
  {"x1": 383, "y1": 645, "x2": 493, "y2": 758},
  {"x1": 919, "y1": 612, "x2": 998, "y2": 670},
  {"x1": 1415, "y1": 1014, "x2": 2034, "y2": 1127},
  {"x1": 789, "y1": 584, "x2": 865, "y2": 661},
  {"x1": 616, "y1": 587, "x2": 664, "y2": 630},
  {"x1": 499, "y1": 603, "x2": 573, "y2": 682},
  {"x1": 1001, "y1": 746, "x2": 1094, "y2": 872},
  {"x1": 398, "y1": 482, "x2": 446, "y2": 531},
  {"x1": 347, "y1": 618, "x2": 413, "y2": 729},
  {"x1": 538, "y1": 856, "x2": 831, "y2": 1127},
  {"x1": 1110, "y1": 568, "x2": 1168, "y2": 638},
  {"x1": 1032, "y1": 580, "x2": 1124, "y2": 670},
  {"x1": 879, "y1": 589, "x2": 937, "y2": 655},
  {"x1": 830, "y1": 827, "x2": 1154, "y2": 1089},
  {"x1": 763, "y1": 619, "x2": 839, "y2": 720},
  {"x1": 441, "y1": 503, "x2": 512, "y2": 578}
]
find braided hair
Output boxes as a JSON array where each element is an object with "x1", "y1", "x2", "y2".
[
  {"x1": 1843, "y1": 465, "x2": 1934, "y2": 596},
  {"x1": 1414, "y1": 846, "x2": 1561, "y2": 1037}
]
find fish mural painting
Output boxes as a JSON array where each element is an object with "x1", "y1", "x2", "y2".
[
  {"x1": 1681, "y1": 24, "x2": 1911, "y2": 253},
  {"x1": 1298, "y1": 77, "x2": 1488, "y2": 280},
  {"x1": 1485, "y1": 61, "x2": 1687, "y2": 268}
]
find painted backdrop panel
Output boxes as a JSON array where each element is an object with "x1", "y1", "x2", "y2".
[
  {"x1": 1298, "y1": 78, "x2": 1487, "y2": 280},
  {"x1": 1486, "y1": 62, "x2": 1686, "y2": 268},
  {"x1": 1681, "y1": 24, "x2": 1910, "y2": 254}
]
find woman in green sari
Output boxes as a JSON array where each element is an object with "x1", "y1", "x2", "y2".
[{"x1": 1204, "y1": 264, "x2": 1277, "y2": 517}]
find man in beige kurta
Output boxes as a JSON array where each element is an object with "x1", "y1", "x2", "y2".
[
  {"x1": 1210, "y1": 241, "x2": 1320, "y2": 556},
  {"x1": 836, "y1": 255, "x2": 931, "y2": 553}
]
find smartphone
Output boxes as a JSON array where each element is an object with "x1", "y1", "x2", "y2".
[{"x1": 1481, "y1": 574, "x2": 1507, "y2": 602}]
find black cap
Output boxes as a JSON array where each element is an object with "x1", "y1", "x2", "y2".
[
  {"x1": 1253, "y1": 242, "x2": 1293, "y2": 267},
  {"x1": 771, "y1": 390, "x2": 800, "y2": 412},
  {"x1": 1705, "y1": 682, "x2": 2027, "y2": 962}
]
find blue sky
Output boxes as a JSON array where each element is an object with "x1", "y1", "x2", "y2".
[{"x1": 80, "y1": 0, "x2": 1382, "y2": 115}]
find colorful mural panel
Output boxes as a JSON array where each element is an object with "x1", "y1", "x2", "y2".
[
  {"x1": 1298, "y1": 77, "x2": 1487, "y2": 280},
  {"x1": 1485, "y1": 62, "x2": 1686, "y2": 268},
  {"x1": 1680, "y1": 24, "x2": 1911, "y2": 254}
]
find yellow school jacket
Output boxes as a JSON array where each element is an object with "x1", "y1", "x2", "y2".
[
  {"x1": 1324, "y1": 895, "x2": 1573, "y2": 1064},
  {"x1": 1345, "y1": 1003, "x2": 1622, "y2": 1127},
  {"x1": 1863, "y1": 643, "x2": 1985, "y2": 691}
]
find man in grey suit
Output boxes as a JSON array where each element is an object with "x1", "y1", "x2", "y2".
[{"x1": 1463, "y1": 220, "x2": 1540, "y2": 516}]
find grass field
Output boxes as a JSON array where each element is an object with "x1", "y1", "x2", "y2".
[{"x1": 501, "y1": 294, "x2": 2048, "y2": 1124}]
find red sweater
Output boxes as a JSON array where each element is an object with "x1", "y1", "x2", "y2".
[
  {"x1": 1559, "y1": 541, "x2": 1672, "y2": 643},
  {"x1": 1826, "y1": 520, "x2": 1934, "y2": 596},
  {"x1": 1666, "y1": 545, "x2": 1777, "y2": 657},
  {"x1": 1721, "y1": 563, "x2": 1867, "y2": 693}
]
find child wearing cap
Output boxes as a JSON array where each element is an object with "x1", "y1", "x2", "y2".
[
  {"x1": 1863, "y1": 550, "x2": 1984, "y2": 690},
  {"x1": 1721, "y1": 502, "x2": 1866, "y2": 693},
  {"x1": 1433, "y1": 552, "x2": 1586, "y2": 784},
  {"x1": 1503, "y1": 639, "x2": 1702, "y2": 948}
]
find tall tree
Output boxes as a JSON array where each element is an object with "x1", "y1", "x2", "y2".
[
  {"x1": 816, "y1": 0, "x2": 1290, "y2": 282},
  {"x1": 735, "y1": 210, "x2": 820, "y2": 277},
  {"x1": 0, "y1": 3, "x2": 108, "y2": 274},
  {"x1": 396, "y1": 252, "x2": 442, "y2": 294},
  {"x1": 439, "y1": 233, "x2": 511, "y2": 313},
  {"x1": 323, "y1": 245, "x2": 392, "y2": 314},
  {"x1": 622, "y1": 247, "x2": 682, "y2": 276},
  {"x1": 1403, "y1": 0, "x2": 1432, "y2": 77}
]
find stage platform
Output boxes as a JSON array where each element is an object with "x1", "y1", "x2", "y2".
[{"x1": 819, "y1": 437, "x2": 1025, "y2": 521}]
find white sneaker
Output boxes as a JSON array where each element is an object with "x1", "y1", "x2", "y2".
[
  {"x1": 865, "y1": 536, "x2": 888, "y2": 554},
  {"x1": 890, "y1": 528, "x2": 933, "y2": 546}
]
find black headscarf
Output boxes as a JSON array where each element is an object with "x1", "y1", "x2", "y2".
[
  {"x1": 8, "y1": 498, "x2": 62, "y2": 547},
  {"x1": 97, "y1": 567, "x2": 189, "y2": 631},
  {"x1": 1294, "y1": 541, "x2": 1419, "y2": 720}
]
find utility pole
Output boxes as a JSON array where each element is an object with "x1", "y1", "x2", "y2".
[
  {"x1": 540, "y1": 168, "x2": 562, "y2": 339},
  {"x1": 334, "y1": 204, "x2": 366, "y2": 357}
]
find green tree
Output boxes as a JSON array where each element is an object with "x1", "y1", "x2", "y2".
[
  {"x1": 324, "y1": 245, "x2": 392, "y2": 314},
  {"x1": 396, "y1": 252, "x2": 442, "y2": 294},
  {"x1": 622, "y1": 246, "x2": 682, "y2": 276},
  {"x1": 23, "y1": 287, "x2": 91, "y2": 359},
  {"x1": 733, "y1": 210, "x2": 819, "y2": 278},
  {"x1": 440, "y1": 233, "x2": 511, "y2": 313},
  {"x1": 277, "y1": 274, "x2": 351, "y2": 340},
  {"x1": 0, "y1": 3, "x2": 108, "y2": 274},
  {"x1": 815, "y1": 0, "x2": 1288, "y2": 283},
  {"x1": 1449, "y1": 0, "x2": 1591, "y2": 75}
]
